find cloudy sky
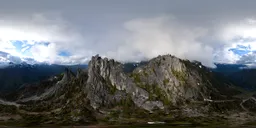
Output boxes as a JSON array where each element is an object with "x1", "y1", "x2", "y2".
[{"x1": 1, "y1": 0, "x2": 256, "y2": 67}]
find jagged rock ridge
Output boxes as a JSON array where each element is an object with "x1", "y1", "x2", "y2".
[{"x1": 0, "y1": 54, "x2": 255, "y2": 126}]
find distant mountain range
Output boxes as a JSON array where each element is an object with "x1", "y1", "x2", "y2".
[
  {"x1": 0, "y1": 54, "x2": 255, "y2": 126},
  {"x1": 214, "y1": 64, "x2": 256, "y2": 90},
  {"x1": 0, "y1": 58, "x2": 256, "y2": 94},
  {"x1": 0, "y1": 62, "x2": 87, "y2": 94}
]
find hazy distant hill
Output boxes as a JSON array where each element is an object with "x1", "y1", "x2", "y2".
[
  {"x1": 214, "y1": 64, "x2": 256, "y2": 90},
  {"x1": 0, "y1": 55, "x2": 256, "y2": 126},
  {"x1": 0, "y1": 63, "x2": 87, "y2": 93}
]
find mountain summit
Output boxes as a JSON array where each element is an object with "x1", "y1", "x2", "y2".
[{"x1": 0, "y1": 54, "x2": 255, "y2": 126}]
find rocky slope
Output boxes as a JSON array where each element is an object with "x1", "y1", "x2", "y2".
[
  {"x1": 214, "y1": 64, "x2": 256, "y2": 91},
  {"x1": 0, "y1": 63, "x2": 87, "y2": 94},
  {"x1": 0, "y1": 54, "x2": 255, "y2": 126}
]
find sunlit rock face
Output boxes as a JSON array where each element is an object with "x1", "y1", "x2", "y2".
[
  {"x1": 2, "y1": 54, "x2": 246, "y2": 125},
  {"x1": 86, "y1": 54, "x2": 164, "y2": 111},
  {"x1": 15, "y1": 54, "x2": 239, "y2": 107},
  {"x1": 81, "y1": 54, "x2": 238, "y2": 111}
]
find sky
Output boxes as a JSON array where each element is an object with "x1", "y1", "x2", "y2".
[{"x1": 1, "y1": 0, "x2": 256, "y2": 67}]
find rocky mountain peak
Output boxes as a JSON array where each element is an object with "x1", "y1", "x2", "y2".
[
  {"x1": 1, "y1": 54, "x2": 250, "y2": 126},
  {"x1": 59, "y1": 68, "x2": 75, "y2": 84}
]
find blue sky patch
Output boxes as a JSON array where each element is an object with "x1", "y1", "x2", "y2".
[
  {"x1": 11, "y1": 40, "x2": 24, "y2": 53},
  {"x1": 10, "y1": 40, "x2": 51, "y2": 57},
  {"x1": 38, "y1": 42, "x2": 50, "y2": 46},
  {"x1": 58, "y1": 51, "x2": 71, "y2": 57},
  {"x1": 229, "y1": 48, "x2": 250, "y2": 56},
  {"x1": 236, "y1": 44, "x2": 251, "y2": 50},
  {"x1": 229, "y1": 44, "x2": 253, "y2": 56}
]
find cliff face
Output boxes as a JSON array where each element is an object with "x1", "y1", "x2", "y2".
[
  {"x1": 84, "y1": 54, "x2": 238, "y2": 111},
  {"x1": 86, "y1": 55, "x2": 164, "y2": 111},
  {"x1": 0, "y1": 54, "x2": 251, "y2": 126},
  {"x1": 130, "y1": 55, "x2": 209, "y2": 105}
]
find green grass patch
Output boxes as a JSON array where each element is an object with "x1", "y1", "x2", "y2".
[
  {"x1": 163, "y1": 79, "x2": 169, "y2": 86},
  {"x1": 131, "y1": 73, "x2": 141, "y2": 83},
  {"x1": 171, "y1": 69, "x2": 186, "y2": 83}
]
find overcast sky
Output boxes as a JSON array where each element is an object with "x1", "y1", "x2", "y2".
[{"x1": 1, "y1": 0, "x2": 256, "y2": 67}]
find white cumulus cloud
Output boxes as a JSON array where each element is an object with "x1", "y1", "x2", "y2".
[
  {"x1": 1, "y1": 11, "x2": 256, "y2": 68},
  {"x1": 106, "y1": 16, "x2": 215, "y2": 67}
]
